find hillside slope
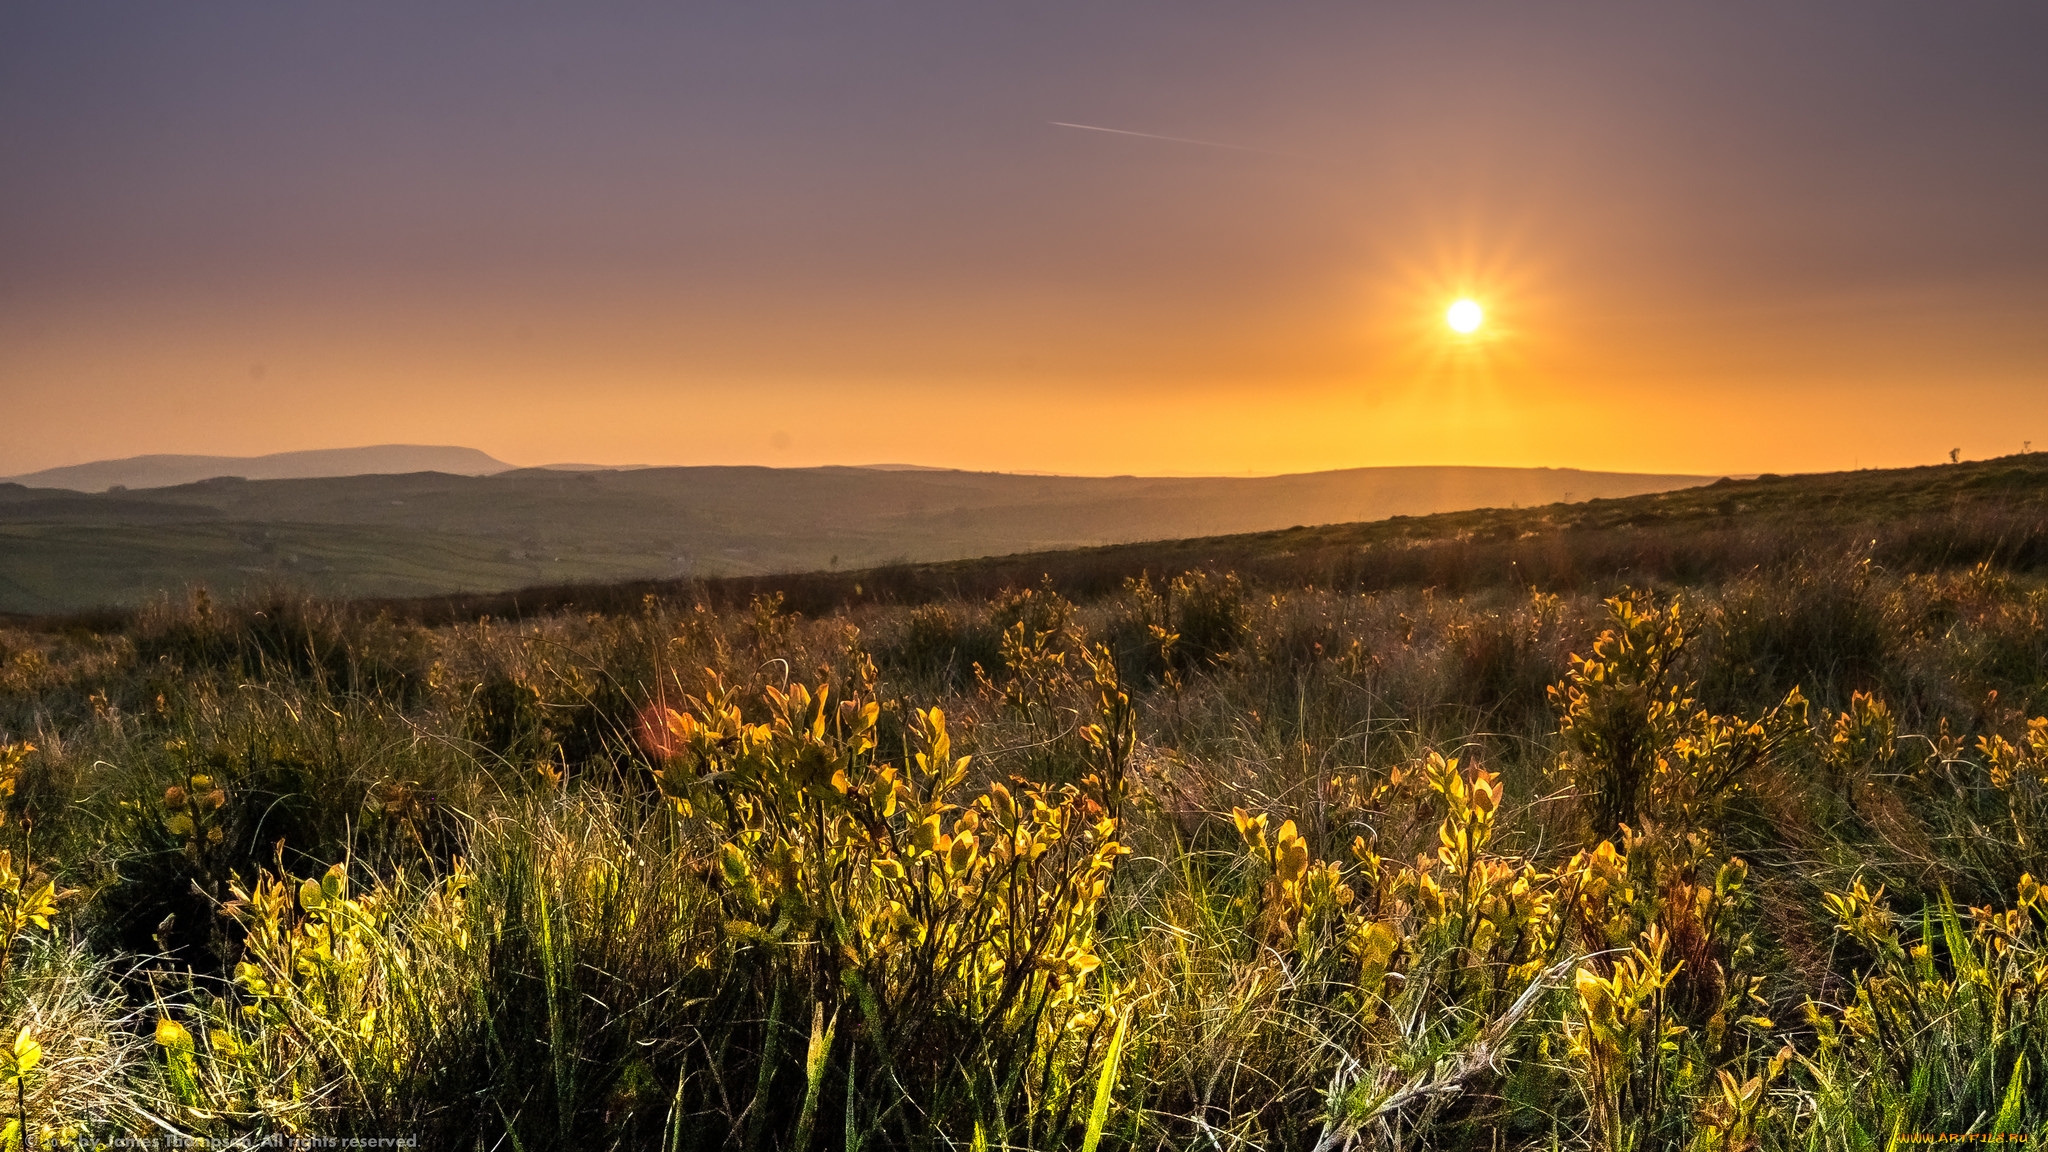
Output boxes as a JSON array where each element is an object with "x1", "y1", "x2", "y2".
[
  {"x1": 366, "y1": 453, "x2": 2048, "y2": 623},
  {"x1": 0, "y1": 463, "x2": 1709, "y2": 613}
]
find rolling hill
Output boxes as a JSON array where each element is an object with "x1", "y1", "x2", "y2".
[
  {"x1": 350, "y1": 453, "x2": 2048, "y2": 624},
  {"x1": 0, "y1": 462, "x2": 1712, "y2": 614}
]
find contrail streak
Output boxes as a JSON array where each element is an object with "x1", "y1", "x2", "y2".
[{"x1": 1049, "y1": 121, "x2": 1277, "y2": 154}]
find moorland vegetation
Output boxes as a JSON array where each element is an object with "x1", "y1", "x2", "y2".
[{"x1": 2, "y1": 460, "x2": 2048, "y2": 1147}]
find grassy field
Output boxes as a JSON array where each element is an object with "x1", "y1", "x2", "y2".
[
  {"x1": 1, "y1": 456, "x2": 2047, "y2": 1146},
  {"x1": 0, "y1": 464, "x2": 1711, "y2": 613}
]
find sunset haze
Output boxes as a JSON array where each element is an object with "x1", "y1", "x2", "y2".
[{"x1": 5, "y1": 2, "x2": 2045, "y2": 477}]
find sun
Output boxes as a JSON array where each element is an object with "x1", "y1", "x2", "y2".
[{"x1": 1446, "y1": 299, "x2": 1484, "y2": 334}]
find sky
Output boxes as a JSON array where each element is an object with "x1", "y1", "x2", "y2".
[{"x1": 4, "y1": 2, "x2": 2046, "y2": 478}]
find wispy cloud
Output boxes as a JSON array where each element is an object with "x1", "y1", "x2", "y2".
[{"x1": 1049, "y1": 121, "x2": 1287, "y2": 156}]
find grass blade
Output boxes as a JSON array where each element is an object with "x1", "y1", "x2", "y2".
[
  {"x1": 743, "y1": 979, "x2": 786, "y2": 1152},
  {"x1": 1994, "y1": 1054, "x2": 2026, "y2": 1135},
  {"x1": 792, "y1": 1001, "x2": 836, "y2": 1152},
  {"x1": 1080, "y1": 1007, "x2": 1129, "y2": 1152}
]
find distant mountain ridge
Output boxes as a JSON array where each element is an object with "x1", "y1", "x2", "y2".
[{"x1": 5, "y1": 445, "x2": 515, "y2": 492}]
